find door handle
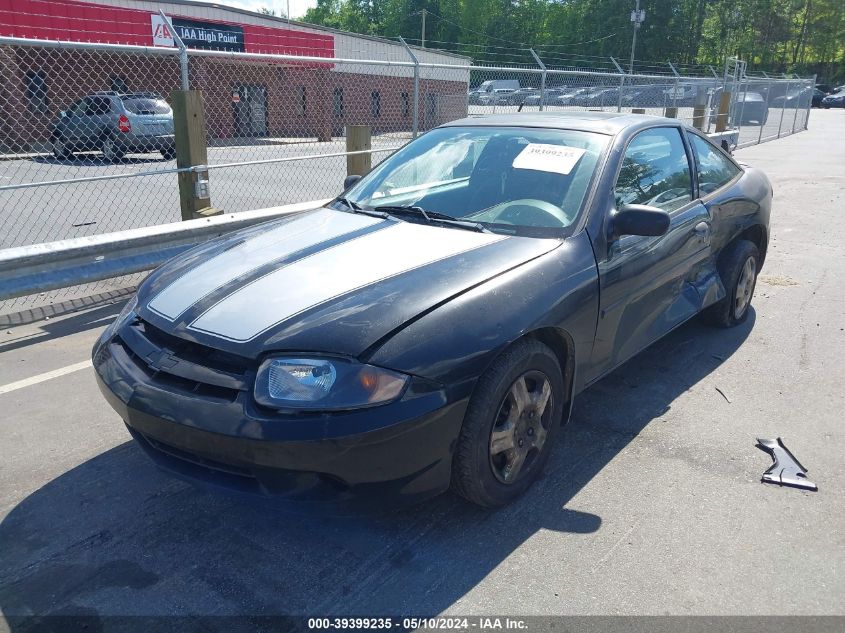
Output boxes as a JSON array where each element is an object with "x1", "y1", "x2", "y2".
[{"x1": 694, "y1": 221, "x2": 710, "y2": 237}]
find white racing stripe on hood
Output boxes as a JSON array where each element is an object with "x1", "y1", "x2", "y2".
[
  {"x1": 189, "y1": 221, "x2": 507, "y2": 342},
  {"x1": 148, "y1": 208, "x2": 380, "y2": 320}
]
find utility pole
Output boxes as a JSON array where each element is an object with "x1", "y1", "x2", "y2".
[
  {"x1": 421, "y1": 8, "x2": 426, "y2": 48},
  {"x1": 629, "y1": 0, "x2": 645, "y2": 74}
]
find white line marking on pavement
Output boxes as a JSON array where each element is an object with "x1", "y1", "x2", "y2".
[{"x1": 0, "y1": 360, "x2": 93, "y2": 396}]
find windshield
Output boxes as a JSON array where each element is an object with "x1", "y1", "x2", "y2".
[{"x1": 341, "y1": 126, "x2": 609, "y2": 238}]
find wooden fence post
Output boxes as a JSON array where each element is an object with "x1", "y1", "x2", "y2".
[
  {"x1": 346, "y1": 125, "x2": 371, "y2": 177},
  {"x1": 715, "y1": 91, "x2": 732, "y2": 132},
  {"x1": 172, "y1": 90, "x2": 217, "y2": 220},
  {"x1": 692, "y1": 86, "x2": 708, "y2": 131}
]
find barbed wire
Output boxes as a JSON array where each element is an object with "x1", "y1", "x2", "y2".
[{"x1": 408, "y1": 9, "x2": 618, "y2": 50}]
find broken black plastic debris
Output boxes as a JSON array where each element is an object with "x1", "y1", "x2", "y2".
[{"x1": 756, "y1": 437, "x2": 818, "y2": 491}]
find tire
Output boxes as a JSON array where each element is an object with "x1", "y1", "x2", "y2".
[
  {"x1": 101, "y1": 136, "x2": 125, "y2": 162},
  {"x1": 451, "y1": 339, "x2": 564, "y2": 507},
  {"x1": 703, "y1": 239, "x2": 760, "y2": 328},
  {"x1": 52, "y1": 135, "x2": 73, "y2": 160}
]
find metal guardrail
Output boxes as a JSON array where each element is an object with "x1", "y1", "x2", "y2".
[
  {"x1": 0, "y1": 149, "x2": 396, "y2": 194},
  {"x1": 0, "y1": 199, "x2": 329, "y2": 301}
]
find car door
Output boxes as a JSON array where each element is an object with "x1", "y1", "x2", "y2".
[
  {"x1": 84, "y1": 96, "x2": 114, "y2": 146},
  {"x1": 60, "y1": 98, "x2": 90, "y2": 146},
  {"x1": 587, "y1": 125, "x2": 715, "y2": 380}
]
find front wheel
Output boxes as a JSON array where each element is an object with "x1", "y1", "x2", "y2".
[
  {"x1": 52, "y1": 135, "x2": 73, "y2": 160},
  {"x1": 101, "y1": 136, "x2": 125, "y2": 162},
  {"x1": 703, "y1": 239, "x2": 759, "y2": 328},
  {"x1": 451, "y1": 339, "x2": 564, "y2": 507}
]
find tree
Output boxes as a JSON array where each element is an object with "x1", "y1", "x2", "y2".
[{"x1": 297, "y1": 0, "x2": 845, "y2": 81}]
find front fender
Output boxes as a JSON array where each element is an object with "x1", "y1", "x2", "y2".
[{"x1": 366, "y1": 231, "x2": 600, "y2": 402}]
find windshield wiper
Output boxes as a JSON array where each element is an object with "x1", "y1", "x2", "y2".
[
  {"x1": 373, "y1": 205, "x2": 489, "y2": 233},
  {"x1": 334, "y1": 197, "x2": 390, "y2": 219},
  {"x1": 334, "y1": 196, "x2": 361, "y2": 210}
]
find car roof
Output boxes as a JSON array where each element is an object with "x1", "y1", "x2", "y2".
[
  {"x1": 89, "y1": 91, "x2": 163, "y2": 99},
  {"x1": 440, "y1": 111, "x2": 685, "y2": 135}
]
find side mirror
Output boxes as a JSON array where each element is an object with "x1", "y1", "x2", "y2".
[
  {"x1": 343, "y1": 174, "x2": 362, "y2": 190},
  {"x1": 610, "y1": 204, "x2": 670, "y2": 239}
]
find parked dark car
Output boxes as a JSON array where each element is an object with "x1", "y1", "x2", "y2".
[
  {"x1": 50, "y1": 92, "x2": 175, "y2": 161},
  {"x1": 552, "y1": 87, "x2": 594, "y2": 106},
  {"x1": 821, "y1": 90, "x2": 845, "y2": 109},
  {"x1": 93, "y1": 112, "x2": 771, "y2": 509},
  {"x1": 522, "y1": 87, "x2": 568, "y2": 106},
  {"x1": 731, "y1": 91, "x2": 769, "y2": 125},
  {"x1": 812, "y1": 88, "x2": 827, "y2": 107},
  {"x1": 661, "y1": 83, "x2": 703, "y2": 107},
  {"x1": 467, "y1": 90, "x2": 485, "y2": 105},
  {"x1": 621, "y1": 84, "x2": 673, "y2": 108},
  {"x1": 504, "y1": 88, "x2": 540, "y2": 105},
  {"x1": 572, "y1": 87, "x2": 619, "y2": 107},
  {"x1": 478, "y1": 89, "x2": 517, "y2": 105},
  {"x1": 770, "y1": 87, "x2": 812, "y2": 109}
]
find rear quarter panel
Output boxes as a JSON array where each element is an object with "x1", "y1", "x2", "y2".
[{"x1": 708, "y1": 166, "x2": 772, "y2": 265}]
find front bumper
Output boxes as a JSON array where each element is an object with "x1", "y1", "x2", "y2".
[{"x1": 93, "y1": 319, "x2": 468, "y2": 510}]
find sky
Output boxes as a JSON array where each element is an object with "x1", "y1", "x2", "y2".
[{"x1": 191, "y1": 0, "x2": 318, "y2": 20}]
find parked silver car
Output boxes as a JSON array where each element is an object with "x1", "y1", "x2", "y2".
[{"x1": 50, "y1": 92, "x2": 176, "y2": 161}]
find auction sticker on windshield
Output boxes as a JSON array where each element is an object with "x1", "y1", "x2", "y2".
[{"x1": 512, "y1": 143, "x2": 586, "y2": 175}]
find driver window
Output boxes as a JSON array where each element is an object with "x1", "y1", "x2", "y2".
[{"x1": 614, "y1": 127, "x2": 692, "y2": 213}]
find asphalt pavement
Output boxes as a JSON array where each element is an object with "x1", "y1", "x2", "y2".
[{"x1": 0, "y1": 109, "x2": 843, "y2": 625}]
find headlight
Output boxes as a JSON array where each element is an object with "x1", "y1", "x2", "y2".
[
  {"x1": 116, "y1": 294, "x2": 139, "y2": 324},
  {"x1": 103, "y1": 294, "x2": 138, "y2": 338},
  {"x1": 254, "y1": 357, "x2": 409, "y2": 411}
]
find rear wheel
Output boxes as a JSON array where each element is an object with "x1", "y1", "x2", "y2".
[
  {"x1": 451, "y1": 339, "x2": 564, "y2": 507},
  {"x1": 703, "y1": 239, "x2": 759, "y2": 328},
  {"x1": 52, "y1": 135, "x2": 72, "y2": 160},
  {"x1": 101, "y1": 136, "x2": 125, "y2": 162}
]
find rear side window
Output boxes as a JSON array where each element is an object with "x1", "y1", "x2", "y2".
[
  {"x1": 615, "y1": 127, "x2": 692, "y2": 213},
  {"x1": 688, "y1": 134, "x2": 741, "y2": 195},
  {"x1": 121, "y1": 97, "x2": 171, "y2": 115}
]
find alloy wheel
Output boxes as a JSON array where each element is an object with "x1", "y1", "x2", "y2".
[
  {"x1": 102, "y1": 137, "x2": 119, "y2": 162},
  {"x1": 734, "y1": 255, "x2": 756, "y2": 319},
  {"x1": 489, "y1": 370, "x2": 553, "y2": 484},
  {"x1": 53, "y1": 137, "x2": 68, "y2": 159}
]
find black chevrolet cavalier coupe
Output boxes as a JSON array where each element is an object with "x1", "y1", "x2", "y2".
[{"x1": 93, "y1": 112, "x2": 771, "y2": 508}]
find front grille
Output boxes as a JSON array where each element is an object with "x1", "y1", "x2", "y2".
[
  {"x1": 137, "y1": 318, "x2": 250, "y2": 375},
  {"x1": 114, "y1": 317, "x2": 253, "y2": 402}
]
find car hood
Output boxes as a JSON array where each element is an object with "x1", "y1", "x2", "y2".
[{"x1": 136, "y1": 207, "x2": 561, "y2": 359}]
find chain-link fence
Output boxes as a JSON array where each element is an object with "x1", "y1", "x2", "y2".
[{"x1": 0, "y1": 29, "x2": 814, "y2": 315}]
